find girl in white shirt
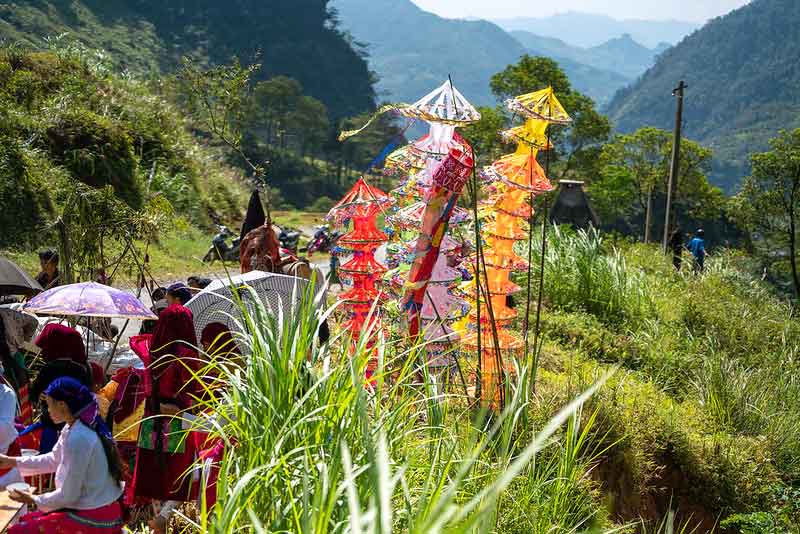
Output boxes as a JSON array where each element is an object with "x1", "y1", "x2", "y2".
[
  {"x1": 0, "y1": 376, "x2": 125, "y2": 534},
  {"x1": 0, "y1": 373, "x2": 22, "y2": 489}
]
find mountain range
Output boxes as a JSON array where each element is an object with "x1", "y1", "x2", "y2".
[
  {"x1": 511, "y1": 32, "x2": 670, "y2": 81},
  {"x1": 492, "y1": 12, "x2": 699, "y2": 48},
  {"x1": 607, "y1": 0, "x2": 800, "y2": 191},
  {"x1": 332, "y1": 0, "x2": 672, "y2": 107}
]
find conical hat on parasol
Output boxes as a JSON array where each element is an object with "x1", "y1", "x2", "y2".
[
  {"x1": 326, "y1": 177, "x2": 393, "y2": 224},
  {"x1": 409, "y1": 129, "x2": 471, "y2": 160},
  {"x1": 505, "y1": 87, "x2": 572, "y2": 125},
  {"x1": 384, "y1": 145, "x2": 426, "y2": 175},
  {"x1": 388, "y1": 201, "x2": 470, "y2": 230},
  {"x1": 500, "y1": 118, "x2": 553, "y2": 149},
  {"x1": 399, "y1": 80, "x2": 481, "y2": 125},
  {"x1": 481, "y1": 146, "x2": 554, "y2": 193},
  {"x1": 492, "y1": 188, "x2": 533, "y2": 219}
]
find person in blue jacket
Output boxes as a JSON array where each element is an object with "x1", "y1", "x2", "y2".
[{"x1": 688, "y1": 229, "x2": 706, "y2": 273}]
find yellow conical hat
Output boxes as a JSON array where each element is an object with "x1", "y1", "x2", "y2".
[{"x1": 506, "y1": 87, "x2": 571, "y2": 124}]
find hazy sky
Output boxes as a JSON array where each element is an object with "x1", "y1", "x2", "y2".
[{"x1": 410, "y1": 0, "x2": 751, "y2": 23}]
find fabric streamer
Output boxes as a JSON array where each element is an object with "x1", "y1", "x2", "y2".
[{"x1": 402, "y1": 147, "x2": 474, "y2": 338}]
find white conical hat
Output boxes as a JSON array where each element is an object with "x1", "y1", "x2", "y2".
[{"x1": 399, "y1": 80, "x2": 481, "y2": 125}]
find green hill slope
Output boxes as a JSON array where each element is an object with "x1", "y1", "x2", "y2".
[
  {"x1": 607, "y1": 0, "x2": 800, "y2": 191},
  {"x1": 0, "y1": 0, "x2": 375, "y2": 117},
  {"x1": 0, "y1": 45, "x2": 247, "y2": 249}
]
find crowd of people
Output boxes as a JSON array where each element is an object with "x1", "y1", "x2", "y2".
[{"x1": 0, "y1": 255, "x2": 238, "y2": 533}]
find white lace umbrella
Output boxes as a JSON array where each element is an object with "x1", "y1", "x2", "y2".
[{"x1": 185, "y1": 271, "x2": 324, "y2": 342}]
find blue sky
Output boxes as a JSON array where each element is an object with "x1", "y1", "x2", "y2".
[{"x1": 410, "y1": 0, "x2": 751, "y2": 23}]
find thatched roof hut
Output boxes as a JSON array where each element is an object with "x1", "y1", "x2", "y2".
[{"x1": 549, "y1": 180, "x2": 599, "y2": 229}]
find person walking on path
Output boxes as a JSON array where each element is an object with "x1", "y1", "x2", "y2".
[
  {"x1": 668, "y1": 227, "x2": 684, "y2": 271},
  {"x1": 688, "y1": 229, "x2": 707, "y2": 273}
]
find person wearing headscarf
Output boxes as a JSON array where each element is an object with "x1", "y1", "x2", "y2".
[
  {"x1": 34, "y1": 323, "x2": 87, "y2": 364},
  {"x1": 200, "y1": 322, "x2": 242, "y2": 368},
  {"x1": 165, "y1": 283, "x2": 192, "y2": 307},
  {"x1": 130, "y1": 302, "x2": 199, "y2": 533},
  {"x1": 25, "y1": 324, "x2": 92, "y2": 453},
  {"x1": 0, "y1": 377, "x2": 125, "y2": 533}
]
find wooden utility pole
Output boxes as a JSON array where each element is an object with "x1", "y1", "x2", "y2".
[{"x1": 662, "y1": 80, "x2": 687, "y2": 252}]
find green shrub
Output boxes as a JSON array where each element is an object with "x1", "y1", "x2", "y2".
[
  {"x1": 0, "y1": 138, "x2": 57, "y2": 247},
  {"x1": 45, "y1": 108, "x2": 142, "y2": 207}
]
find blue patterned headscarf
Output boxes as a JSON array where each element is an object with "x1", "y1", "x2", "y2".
[{"x1": 44, "y1": 376, "x2": 112, "y2": 440}]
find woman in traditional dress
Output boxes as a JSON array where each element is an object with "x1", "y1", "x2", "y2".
[
  {"x1": 25, "y1": 324, "x2": 92, "y2": 453},
  {"x1": 0, "y1": 377, "x2": 125, "y2": 533},
  {"x1": 34, "y1": 324, "x2": 88, "y2": 364},
  {"x1": 130, "y1": 302, "x2": 199, "y2": 533}
]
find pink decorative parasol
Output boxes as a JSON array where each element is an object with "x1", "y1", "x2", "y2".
[{"x1": 24, "y1": 282, "x2": 156, "y2": 320}]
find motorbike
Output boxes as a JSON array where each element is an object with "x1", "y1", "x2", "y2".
[
  {"x1": 278, "y1": 227, "x2": 302, "y2": 255},
  {"x1": 305, "y1": 225, "x2": 340, "y2": 256},
  {"x1": 203, "y1": 225, "x2": 241, "y2": 263}
]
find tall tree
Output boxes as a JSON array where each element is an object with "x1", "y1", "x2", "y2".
[
  {"x1": 461, "y1": 106, "x2": 510, "y2": 165},
  {"x1": 735, "y1": 129, "x2": 800, "y2": 298},
  {"x1": 592, "y1": 127, "x2": 720, "y2": 240},
  {"x1": 489, "y1": 55, "x2": 611, "y2": 180}
]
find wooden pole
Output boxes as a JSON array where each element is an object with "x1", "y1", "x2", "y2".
[
  {"x1": 530, "y1": 133, "x2": 552, "y2": 394},
  {"x1": 662, "y1": 80, "x2": 687, "y2": 252},
  {"x1": 470, "y1": 164, "x2": 482, "y2": 403}
]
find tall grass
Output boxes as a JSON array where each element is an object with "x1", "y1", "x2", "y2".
[
  {"x1": 180, "y1": 278, "x2": 615, "y2": 533},
  {"x1": 530, "y1": 227, "x2": 653, "y2": 328}
]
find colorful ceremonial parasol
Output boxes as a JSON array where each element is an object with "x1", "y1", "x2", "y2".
[
  {"x1": 464, "y1": 90, "x2": 571, "y2": 406},
  {"x1": 24, "y1": 282, "x2": 156, "y2": 320},
  {"x1": 327, "y1": 177, "x2": 393, "y2": 360},
  {"x1": 402, "y1": 147, "x2": 474, "y2": 338}
]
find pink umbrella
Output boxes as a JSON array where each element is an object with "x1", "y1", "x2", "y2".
[{"x1": 23, "y1": 282, "x2": 156, "y2": 320}]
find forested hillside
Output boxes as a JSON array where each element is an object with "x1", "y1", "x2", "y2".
[
  {"x1": 607, "y1": 0, "x2": 800, "y2": 191},
  {"x1": 0, "y1": 0, "x2": 375, "y2": 117},
  {"x1": 0, "y1": 0, "x2": 407, "y2": 225}
]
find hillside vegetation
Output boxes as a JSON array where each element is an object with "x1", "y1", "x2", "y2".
[
  {"x1": 607, "y1": 0, "x2": 800, "y2": 191},
  {"x1": 0, "y1": 43, "x2": 247, "y2": 249},
  {"x1": 332, "y1": 0, "x2": 526, "y2": 106},
  {"x1": 0, "y1": 0, "x2": 375, "y2": 118}
]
